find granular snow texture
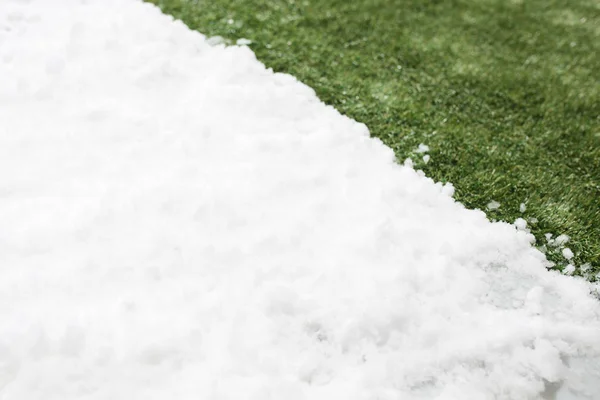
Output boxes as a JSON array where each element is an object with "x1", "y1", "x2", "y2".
[{"x1": 1, "y1": 1, "x2": 600, "y2": 399}]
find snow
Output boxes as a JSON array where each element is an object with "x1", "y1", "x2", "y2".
[
  {"x1": 514, "y1": 217, "x2": 527, "y2": 231},
  {"x1": 562, "y1": 248, "x2": 575, "y2": 260},
  {"x1": 236, "y1": 38, "x2": 252, "y2": 46},
  {"x1": 486, "y1": 200, "x2": 501, "y2": 210},
  {"x1": 422, "y1": 154, "x2": 430, "y2": 164},
  {"x1": 1, "y1": 1, "x2": 599, "y2": 399},
  {"x1": 548, "y1": 234, "x2": 570, "y2": 248},
  {"x1": 441, "y1": 182, "x2": 455, "y2": 197},
  {"x1": 563, "y1": 264, "x2": 576, "y2": 275},
  {"x1": 555, "y1": 234, "x2": 570, "y2": 246},
  {"x1": 206, "y1": 35, "x2": 226, "y2": 46},
  {"x1": 416, "y1": 143, "x2": 430, "y2": 153},
  {"x1": 581, "y1": 263, "x2": 592, "y2": 273},
  {"x1": 519, "y1": 203, "x2": 526, "y2": 213}
]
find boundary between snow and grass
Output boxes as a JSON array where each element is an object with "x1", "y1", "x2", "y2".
[
  {"x1": 2, "y1": 1, "x2": 600, "y2": 398},
  {"x1": 147, "y1": 0, "x2": 599, "y2": 282},
  {"x1": 401, "y1": 143, "x2": 592, "y2": 281}
]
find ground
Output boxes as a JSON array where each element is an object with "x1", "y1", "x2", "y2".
[{"x1": 148, "y1": 0, "x2": 600, "y2": 274}]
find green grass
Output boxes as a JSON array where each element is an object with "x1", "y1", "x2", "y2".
[{"x1": 147, "y1": 0, "x2": 600, "y2": 276}]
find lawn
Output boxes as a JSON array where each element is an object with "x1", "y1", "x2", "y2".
[{"x1": 148, "y1": 0, "x2": 600, "y2": 275}]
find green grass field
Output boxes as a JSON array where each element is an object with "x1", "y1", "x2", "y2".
[{"x1": 148, "y1": 0, "x2": 600, "y2": 276}]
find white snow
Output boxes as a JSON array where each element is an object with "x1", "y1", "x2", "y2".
[
  {"x1": 581, "y1": 263, "x2": 592, "y2": 273},
  {"x1": 514, "y1": 217, "x2": 527, "y2": 231},
  {"x1": 206, "y1": 35, "x2": 226, "y2": 46},
  {"x1": 415, "y1": 143, "x2": 430, "y2": 153},
  {"x1": 555, "y1": 234, "x2": 570, "y2": 246},
  {"x1": 422, "y1": 154, "x2": 430, "y2": 164},
  {"x1": 486, "y1": 200, "x2": 501, "y2": 210},
  {"x1": 562, "y1": 248, "x2": 575, "y2": 260},
  {"x1": 548, "y1": 234, "x2": 570, "y2": 248},
  {"x1": 563, "y1": 264, "x2": 576, "y2": 275},
  {"x1": 1, "y1": 1, "x2": 600, "y2": 399},
  {"x1": 236, "y1": 38, "x2": 252, "y2": 46},
  {"x1": 441, "y1": 182, "x2": 455, "y2": 198},
  {"x1": 519, "y1": 203, "x2": 526, "y2": 213}
]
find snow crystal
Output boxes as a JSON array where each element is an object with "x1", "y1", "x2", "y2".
[
  {"x1": 520, "y1": 203, "x2": 527, "y2": 213},
  {"x1": 206, "y1": 35, "x2": 226, "y2": 46},
  {"x1": 1, "y1": 1, "x2": 599, "y2": 399},
  {"x1": 514, "y1": 217, "x2": 527, "y2": 230},
  {"x1": 441, "y1": 182, "x2": 455, "y2": 197},
  {"x1": 555, "y1": 234, "x2": 570, "y2": 246},
  {"x1": 563, "y1": 264, "x2": 576, "y2": 275},
  {"x1": 581, "y1": 263, "x2": 592, "y2": 273},
  {"x1": 487, "y1": 200, "x2": 501, "y2": 210},
  {"x1": 416, "y1": 143, "x2": 430, "y2": 153},
  {"x1": 422, "y1": 154, "x2": 430, "y2": 164},
  {"x1": 562, "y1": 248, "x2": 574, "y2": 260},
  {"x1": 236, "y1": 38, "x2": 252, "y2": 46}
]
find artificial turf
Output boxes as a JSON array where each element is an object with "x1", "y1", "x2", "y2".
[{"x1": 147, "y1": 0, "x2": 600, "y2": 276}]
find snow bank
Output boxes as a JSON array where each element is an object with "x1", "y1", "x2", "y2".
[{"x1": 0, "y1": 1, "x2": 599, "y2": 399}]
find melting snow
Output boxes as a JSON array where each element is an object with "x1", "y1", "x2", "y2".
[
  {"x1": 514, "y1": 218, "x2": 528, "y2": 231},
  {"x1": 563, "y1": 264, "x2": 576, "y2": 275},
  {"x1": 416, "y1": 143, "x2": 430, "y2": 153},
  {"x1": 0, "y1": 1, "x2": 599, "y2": 399},
  {"x1": 206, "y1": 35, "x2": 226, "y2": 46},
  {"x1": 236, "y1": 38, "x2": 252, "y2": 46},
  {"x1": 556, "y1": 234, "x2": 570, "y2": 246},
  {"x1": 562, "y1": 248, "x2": 575, "y2": 260},
  {"x1": 486, "y1": 200, "x2": 501, "y2": 210}
]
